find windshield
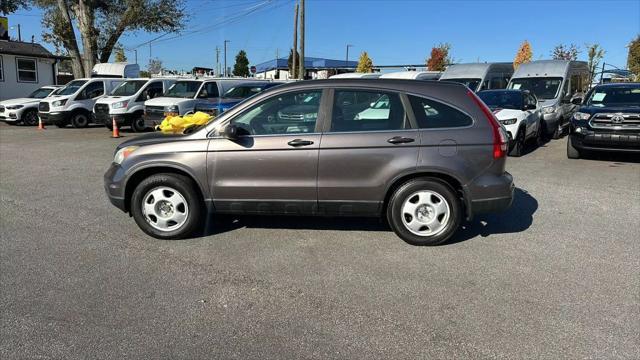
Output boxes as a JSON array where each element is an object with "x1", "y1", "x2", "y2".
[
  {"x1": 223, "y1": 85, "x2": 265, "y2": 99},
  {"x1": 478, "y1": 91, "x2": 523, "y2": 110},
  {"x1": 508, "y1": 77, "x2": 562, "y2": 100},
  {"x1": 442, "y1": 78, "x2": 482, "y2": 91},
  {"x1": 110, "y1": 80, "x2": 148, "y2": 96},
  {"x1": 164, "y1": 81, "x2": 201, "y2": 98},
  {"x1": 586, "y1": 85, "x2": 640, "y2": 107},
  {"x1": 28, "y1": 88, "x2": 55, "y2": 99},
  {"x1": 57, "y1": 80, "x2": 88, "y2": 96}
]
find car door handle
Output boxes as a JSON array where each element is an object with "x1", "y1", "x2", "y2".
[
  {"x1": 387, "y1": 136, "x2": 415, "y2": 144},
  {"x1": 288, "y1": 139, "x2": 314, "y2": 147}
]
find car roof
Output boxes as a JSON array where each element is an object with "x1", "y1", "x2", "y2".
[
  {"x1": 266, "y1": 78, "x2": 467, "y2": 93},
  {"x1": 592, "y1": 82, "x2": 640, "y2": 88},
  {"x1": 478, "y1": 89, "x2": 525, "y2": 94}
]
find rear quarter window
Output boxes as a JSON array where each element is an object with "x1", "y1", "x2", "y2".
[{"x1": 408, "y1": 95, "x2": 473, "y2": 128}]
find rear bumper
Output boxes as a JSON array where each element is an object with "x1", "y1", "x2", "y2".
[
  {"x1": 38, "y1": 111, "x2": 68, "y2": 124},
  {"x1": 464, "y1": 171, "x2": 514, "y2": 219}
]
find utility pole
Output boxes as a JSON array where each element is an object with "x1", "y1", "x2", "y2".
[
  {"x1": 216, "y1": 46, "x2": 220, "y2": 76},
  {"x1": 292, "y1": 1, "x2": 298, "y2": 80},
  {"x1": 298, "y1": 0, "x2": 305, "y2": 80},
  {"x1": 17, "y1": 24, "x2": 21, "y2": 42},
  {"x1": 224, "y1": 40, "x2": 230, "y2": 77},
  {"x1": 134, "y1": 49, "x2": 138, "y2": 65},
  {"x1": 345, "y1": 44, "x2": 353, "y2": 69}
]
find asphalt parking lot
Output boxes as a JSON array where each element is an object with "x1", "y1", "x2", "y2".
[{"x1": 1, "y1": 123, "x2": 638, "y2": 359}]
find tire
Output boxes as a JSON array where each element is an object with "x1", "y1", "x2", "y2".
[
  {"x1": 22, "y1": 109, "x2": 39, "y2": 126},
  {"x1": 567, "y1": 135, "x2": 581, "y2": 159},
  {"x1": 105, "y1": 121, "x2": 113, "y2": 131},
  {"x1": 70, "y1": 112, "x2": 89, "y2": 128},
  {"x1": 131, "y1": 173, "x2": 203, "y2": 239},
  {"x1": 534, "y1": 120, "x2": 544, "y2": 147},
  {"x1": 552, "y1": 118, "x2": 563, "y2": 139},
  {"x1": 55, "y1": 121, "x2": 68, "y2": 128},
  {"x1": 509, "y1": 128, "x2": 525, "y2": 157},
  {"x1": 131, "y1": 115, "x2": 147, "y2": 132},
  {"x1": 387, "y1": 178, "x2": 461, "y2": 246}
]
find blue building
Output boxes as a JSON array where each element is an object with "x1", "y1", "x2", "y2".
[{"x1": 254, "y1": 57, "x2": 358, "y2": 80}]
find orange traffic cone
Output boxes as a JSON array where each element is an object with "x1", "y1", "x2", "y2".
[
  {"x1": 111, "y1": 118, "x2": 120, "y2": 138},
  {"x1": 38, "y1": 116, "x2": 45, "y2": 130}
]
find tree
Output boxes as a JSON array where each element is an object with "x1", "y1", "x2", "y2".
[
  {"x1": 233, "y1": 50, "x2": 250, "y2": 77},
  {"x1": 585, "y1": 43, "x2": 605, "y2": 83},
  {"x1": 139, "y1": 70, "x2": 151, "y2": 78},
  {"x1": 114, "y1": 44, "x2": 127, "y2": 62},
  {"x1": 513, "y1": 40, "x2": 533, "y2": 70},
  {"x1": 356, "y1": 51, "x2": 374, "y2": 73},
  {"x1": 287, "y1": 48, "x2": 300, "y2": 78},
  {"x1": 628, "y1": 35, "x2": 640, "y2": 80},
  {"x1": 148, "y1": 57, "x2": 162, "y2": 75},
  {"x1": 552, "y1": 43, "x2": 579, "y2": 60},
  {"x1": 426, "y1": 43, "x2": 451, "y2": 71},
  {"x1": 34, "y1": 0, "x2": 185, "y2": 78},
  {"x1": 1, "y1": 0, "x2": 30, "y2": 15}
]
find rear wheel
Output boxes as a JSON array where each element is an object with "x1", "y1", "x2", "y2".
[
  {"x1": 387, "y1": 178, "x2": 461, "y2": 246},
  {"x1": 22, "y1": 109, "x2": 39, "y2": 126},
  {"x1": 131, "y1": 173, "x2": 203, "y2": 239},
  {"x1": 567, "y1": 135, "x2": 581, "y2": 159},
  {"x1": 71, "y1": 112, "x2": 89, "y2": 128}
]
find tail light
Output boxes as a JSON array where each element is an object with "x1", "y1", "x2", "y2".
[{"x1": 467, "y1": 90, "x2": 507, "y2": 159}]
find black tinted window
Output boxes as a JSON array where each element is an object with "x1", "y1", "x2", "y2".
[
  {"x1": 231, "y1": 91, "x2": 321, "y2": 135},
  {"x1": 409, "y1": 96, "x2": 473, "y2": 128},
  {"x1": 198, "y1": 82, "x2": 219, "y2": 99},
  {"x1": 331, "y1": 90, "x2": 406, "y2": 132},
  {"x1": 78, "y1": 81, "x2": 104, "y2": 100}
]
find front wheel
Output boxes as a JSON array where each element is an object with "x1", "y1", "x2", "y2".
[
  {"x1": 22, "y1": 109, "x2": 39, "y2": 126},
  {"x1": 71, "y1": 112, "x2": 89, "y2": 128},
  {"x1": 567, "y1": 136, "x2": 581, "y2": 159},
  {"x1": 131, "y1": 173, "x2": 203, "y2": 239},
  {"x1": 552, "y1": 118, "x2": 564, "y2": 139},
  {"x1": 131, "y1": 115, "x2": 147, "y2": 132},
  {"x1": 509, "y1": 128, "x2": 525, "y2": 157},
  {"x1": 387, "y1": 178, "x2": 461, "y2": 246}
]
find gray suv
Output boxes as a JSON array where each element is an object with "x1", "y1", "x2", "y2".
[{"x1": 104, "y1": 79, "x2": 514, "y2": 245}]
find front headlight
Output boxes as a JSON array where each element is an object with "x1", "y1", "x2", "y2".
[
  {"x1": 304, "y1": 112, "x2": 317, "y2": 119},
  {"x1": 499, "y1": 118, "x2": 517, "y2": 125},
  {"x1": 6, "y1": 105, "x2": 24, "y2": 110},
  {"x1": 113, "y1": 146, "x2": 139, "y2": 164},
  {"x1": 52, "y1": 99, "x2": 67, "y2": 107},
  {"x1": 166, "y1": 105, "x2": 179, "y2": 113},
  {"x1": 573, "y1": 112, "x2": 591, "y2": 121},
  {"x1": 111, "y1": 100, "x2": 128, "y2": 109},
  {"x1": 542, "y1": 105, "x2": 556, "y2": 114}
]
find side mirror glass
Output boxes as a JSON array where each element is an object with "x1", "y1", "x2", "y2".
[{"x1": 222, "y1": 124, "x2": 238, "y2": 140}]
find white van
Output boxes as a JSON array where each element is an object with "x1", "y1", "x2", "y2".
[
  {"x1": 38, "y1": 63, "x2": 139, "y2": 128},
  {"x1": 507, "y1": 60, "x2": 589, "y2": 138},
  {"x1": 143, "y1": 78, "x2": 259, "y2": 128},
  {"x1": 440, "y1": 63, "x2": 513, "y2": 92},
  {"x1": 93, "y1": 78, "x2": 175, "y2": 132},
  {"x1": 380, "y1": 71, "x2": 442, "y2": 80}
]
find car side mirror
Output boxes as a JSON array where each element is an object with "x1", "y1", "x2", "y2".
[
  {"x1": 222, "y1": 124, "x2": 238, "y2": 140},
  {"x1": 571, "y1": 97, "x2": 583, "y2": 105},
  {"x1": 524, "y1": 103, "x2": 536, "y2": 110}
]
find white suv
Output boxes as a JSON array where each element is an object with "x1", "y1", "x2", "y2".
[{"x1": 0, "y1": 86, "x2": 62, "y2": 126}]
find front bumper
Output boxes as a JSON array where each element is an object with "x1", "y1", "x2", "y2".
[
  {"x1": 464, "y1": 171, "x2": 514, "y2": 219},
  {"x1": 95, "y1": 112, "x2": 127, "y2": 125},
  {"x1": 0, "y1": 113, "x2": 19, "y2": 122},
  {"x1": 569, "y1": 132, "x2": 640, "y2": 153},
  {"x1": 144, "y1": 113, "x2": 165, "y2": 129},
  {"x1": 38, "y1": 111, "x2": 69, "y2": 124},
  {"x1": 104, "y1": 162, "x2": 127, "y2": 212}
]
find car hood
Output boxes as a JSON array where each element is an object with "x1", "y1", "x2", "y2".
[
  {"x1": 0, "y1": 98, "x2": 38, "y2": 106},
  {"x1": 578, "y1": 105, "x2": 640, "y2": 115},
  {"x1": 145, "y1": 97, "x2": 192, "y2": 107},
  {"x1": 96, "y1": 96, "x2": 132, "y2": 105},
  {"x1": 537, "y1": 99, "x2": 558, "y2": 108},
  {"x1": 41, "y1": 95, "x2": 72, "y2": 103},
  {"x1": 116, "y1": 131, "x2": 192, "y2": 150},
  {"x1": 491, "y1": 108, "x2": 524, "y2": 120}
]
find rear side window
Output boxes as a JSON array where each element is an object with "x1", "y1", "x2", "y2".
[
  {"x1": 409, "y1": 95, "x2": 473, "y2": 128},
  {"x1": 331, "y1": 90, "x2": 407, "y2": 132}
]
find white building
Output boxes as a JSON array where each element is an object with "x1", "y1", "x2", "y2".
[{"x1": 0, "y1": 40, "x2": 65, "y2": 101}]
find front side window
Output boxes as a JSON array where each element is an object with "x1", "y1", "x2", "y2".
[
  {"x1": 57, "y1": 80, "x2": 88, "y2": 96},
  {"x1": 231, "y1": 90, "x2": 321, "y2": 136},
  {"x1": 409, "y1": 95, "x2": 473, "y2": 128},
  {"x1": 223, "y1": 85, "x2": 264, "y2": 99},
  {"x1": 77, "y1": 81, "x2": 104, "y2": 100},
  {"x1": 16, "y1": 58, "x2": 37, "y2": 82},
  {"x1": 111, "y1": 80, "x2": 147, "y2": 96},
  {"x1": 508, "y1": 77, "x2": 563, "y2": 100},
  {"x1": 137, "y1": 81, "x2": 164, "y2": 102},
  {"x1": 197, "y1": 82, "x2": 219, "y2": 99},
  {"x1": 331, "y1": 90, "x2": 406, "y2": 132}
]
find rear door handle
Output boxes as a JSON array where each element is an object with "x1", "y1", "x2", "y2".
[
  {"x1": 288, "y1": 139, "x2": 314, "y2": 147},
  {"x1": 387, "y1": 136, "x2": 415, "y2": 144}
]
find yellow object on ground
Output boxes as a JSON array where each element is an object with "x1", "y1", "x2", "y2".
[{"x1": 155, "y1": 112, "x2": 213, "y2": 133}]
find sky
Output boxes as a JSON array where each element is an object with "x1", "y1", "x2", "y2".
[{"x1": 6, "y1": 0, "x2": 640, "y2": 71}]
